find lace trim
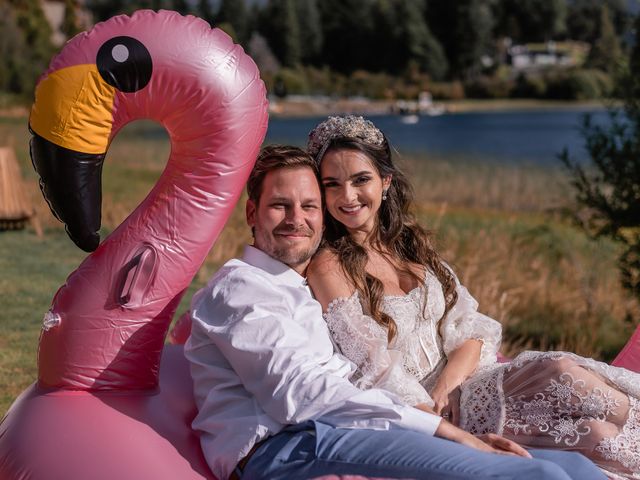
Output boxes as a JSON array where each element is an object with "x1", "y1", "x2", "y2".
[
  {"x1": 503, "y1": 370, "x2": 625, "y2": 447},
  {"x1": 595, "y1": 397, "x2": 640, "y2": 477},
  {"x1": 459, "y1": 366, "x2": 504, "y2": 435},
  {"x1": 508, "y1": 351, "x2": 640, "y2": 399}
]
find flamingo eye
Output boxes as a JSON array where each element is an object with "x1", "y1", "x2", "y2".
[{"x1": 96, "y1": 36, "x2": 152, "y2": 93}]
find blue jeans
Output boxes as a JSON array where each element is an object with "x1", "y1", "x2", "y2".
[{"x1": 241, "y1": 421, "x2": 606, "y2": 480}]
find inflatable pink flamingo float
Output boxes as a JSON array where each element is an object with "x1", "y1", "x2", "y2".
[{"x1": 0, "y1": 10, "x2": 268, "y2": 479}]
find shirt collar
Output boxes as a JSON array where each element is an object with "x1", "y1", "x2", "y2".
[{"x1": 242, "y1": 245, "x2": 308, "y2": 288}]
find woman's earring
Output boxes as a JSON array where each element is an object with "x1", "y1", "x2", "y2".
[{"x1": 382, "y1": 189, "x2": 388, "y2": 201}]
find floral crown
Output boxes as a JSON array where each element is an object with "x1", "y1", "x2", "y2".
[{"x1": 307, "y1": 115, "x2": 385, "y2": 161}]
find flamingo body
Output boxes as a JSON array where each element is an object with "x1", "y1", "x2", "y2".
[{"x1": 0, "y1": 10, "x2": 267, "y2": 479}]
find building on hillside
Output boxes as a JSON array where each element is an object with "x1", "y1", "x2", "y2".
[{"x1": 508, "y1": 41, "x2": 590, "y2": 71}]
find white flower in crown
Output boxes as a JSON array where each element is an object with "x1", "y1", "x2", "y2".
[{"x1": 307, "y1": 115, "x2": 385, "y2": 159}]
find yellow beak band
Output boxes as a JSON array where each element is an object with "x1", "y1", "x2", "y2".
[{"x1": 30, "y1": 64, "x2": 116, "y2": 155}]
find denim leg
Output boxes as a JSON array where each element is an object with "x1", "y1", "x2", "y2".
[
  {"x1": 241, "y1": 423, "x2": 602, "y2": 480},
  {"x1": 527, "y1": 449, "x2": 606, "y2": 480}
]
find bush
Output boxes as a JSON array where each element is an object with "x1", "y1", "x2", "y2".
[
  {"x1": 345, "y1": 70, "x2": 393, "y2": 99},
  {"x1": 429, "y1": 81, "x2": 466, "y2": 100},
  {"x1": 465, "y1": 75, "x2": 514, "y2": 99},
  {"x1": 273, "y1": 68, "x2": 309, "y2": 97},
  {"x1": 545, "y1": 69, "x2": 613, "y2": 100},
  {"x1": 511, "y1": 73, "x2": 547, "y2": 99}
]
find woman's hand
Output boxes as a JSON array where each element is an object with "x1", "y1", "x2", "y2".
[
  {"x1": 415, "y1": 403, "x2": 436, "y2": 415},
  {"x1": 431, "y1": 386, "x2": 461, "y2": 425}
]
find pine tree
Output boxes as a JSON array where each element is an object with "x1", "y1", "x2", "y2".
[
  {"x1": 560, "y1": 15, "x2": 640, "y2": 300},
  {"x1": 426, "y1": 0, "x2": 493, "y2": 79},
  {"x1": 217, "y1": 0, "x2": 248, "y2": 43},
  {"x1": 296, "y1": 0, "x2": 322, "y2": 64},
  {"x1": 258, "y1": 0, "x2": 300, "y2": 67},
  {"x1": 171, "y1": 0, "x2": 189, "y2": 15},
  {"x1": 61, "y1": 0, "x2": 82, "y2": 39},
  {"x1": 0, "y1": 2, "x2": 29, "y2": 94},
  {"x1": 7, "y1": 0, "x2": 54, "y2": 96},
  {"x1": 198, "y1": 0, "x2": 215, "y2": 26},
  {"x1": 586, "y1": 5, "x2": 623, "y2": 74},
  {"x1": 318, "y1": 0, "x2": 374, "y2": 73},
  {"x1": 397, "y1": 0, "x2": 447, "y2": 79}
]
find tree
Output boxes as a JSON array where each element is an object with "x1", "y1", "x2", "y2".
[
  {"x1": 426, "y1": 0, "x2": 494, "y2": 79},
  {"x1": 7, "y1": 0, "x2": 55, "y2": 97},
  {"x1": 61, "y1": 0, "x2": 82, "y2": 39},
  {"x1": 84, "y1": 0, "x2": 126, "y2": 22},
  {"x1": 318, "y1": 0, "x2": 375, "y2": 73},
  {"x1": 171, "y1": 0, "x2": 189, "y2": 15},
  {"x1": 197, "y1": 0, "x2": 215, "y2": 26},
  {"x1": 396, "y1": 0, "x2": 447, "y2": 79},
  {"x1": 566, "y1": 0, "x2": 629, "y2": 44},
  {"x1": 493, "y1": 0, "x2": 567, "y2": 43},
  {"x1": 585, "y1": 5, "x2": 623, "y2": 74},
  {"x1": 296, "y1": 0, "x2": 322, "y2": 64},
  {"x1": 257, "y1": 0, "x2": 301, "y2": 67},
  {"x1": 216, "y1": 0, "x2": 248, "y2": 44},
  {"x1": 560, "y1": 15, "x2": 640, "y2": 301},
  {"x1": 370, "y1": 0, "x2": 447, "y2": 78},
  {"x1": 0, "y1": 2, "x2": 29, "y2": 94}
]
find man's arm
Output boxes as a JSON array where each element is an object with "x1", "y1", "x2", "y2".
[{"x1": 191, "y1": 269, "x2": 442, "y2": 436}]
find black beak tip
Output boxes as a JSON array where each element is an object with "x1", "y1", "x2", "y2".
[
  {"x1": 67, "y1": 228, "x2": 101, "y2": 252},
  {"x1": 29, "y1": 131, "x2": 105, "y2": 252}
]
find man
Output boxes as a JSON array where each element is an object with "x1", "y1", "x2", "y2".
[{"x1": 185, "y1": 145, "x2": 605, "y2": 480}]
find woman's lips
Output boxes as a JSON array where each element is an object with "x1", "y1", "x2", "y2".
[{"x1": 339, "y1": 204, "x2": 364, "y2": 215}]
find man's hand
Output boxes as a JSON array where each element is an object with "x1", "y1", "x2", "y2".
[
  {"x1": 435, "y1": 421, "x2": 531, "y2": 458},
  {"x1": 476, "y1": 434, "x2": 531, "y2": 458}
]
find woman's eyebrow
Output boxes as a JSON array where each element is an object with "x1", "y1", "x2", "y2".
[
  {"x1": 322, "y1": 170, "x2": 371, "y2": 181},
  {"x1": 349, "y1": 170, "x2": 371, "y2": 178}
]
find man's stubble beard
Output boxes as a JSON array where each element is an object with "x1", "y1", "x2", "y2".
[
  {"x1": 254, "y1": 225, "x2": 322, "y2": 270},
  {"x1": 270, "y1": 236, "x2": 321, "y2": 270}
]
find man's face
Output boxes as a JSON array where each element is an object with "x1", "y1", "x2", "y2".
[{"x1": 246, "y1": 166, "x2": 323, "y2": 274}]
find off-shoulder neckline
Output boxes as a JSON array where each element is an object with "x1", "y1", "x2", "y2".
[{"x1": 324, "y1": 277, "x2": 427, "y2": 314}]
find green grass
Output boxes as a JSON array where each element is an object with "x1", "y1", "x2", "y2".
[{"x1": 1, "y1": 116, "x2": 637, "y2": 416}]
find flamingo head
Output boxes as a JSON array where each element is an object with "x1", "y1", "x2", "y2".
[
  {"x1": 29, "y1": 30, "x2": 154, "y2": 251},
  {"x1": 29, "y1": 10, "x2": 260, "y2": 253}
]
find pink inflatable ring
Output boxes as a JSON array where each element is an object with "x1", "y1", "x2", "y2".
[{"x1": 0, "y1": 10, "x2": 267, "y2": 479}]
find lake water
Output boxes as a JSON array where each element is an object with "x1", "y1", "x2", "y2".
[{"x1": 266, "y1": 107, "x2": 610, "y2": 165}]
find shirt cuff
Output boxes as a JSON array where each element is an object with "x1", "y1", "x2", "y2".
[{"x1": 396, "y1": 405, "x2": 442, "y2": 436}]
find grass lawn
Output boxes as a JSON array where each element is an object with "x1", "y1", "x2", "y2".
[{"x1": 1, "y1": 116, "x2": 637, "y2": 415}]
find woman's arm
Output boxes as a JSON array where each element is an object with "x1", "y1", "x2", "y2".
[
  {"x1": 431, "y1": 270, "x2": 502, "y2": 418},
  {"x1": 430, "y1": 339, "x2": 482, "y2": 417},
  {"x1": 307, "y1": 248, "x2": 354, "y2": 310}
]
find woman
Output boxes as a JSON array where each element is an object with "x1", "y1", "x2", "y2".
[{"x1": 306, "y1": 115, "x2": 640, "y2": 479}]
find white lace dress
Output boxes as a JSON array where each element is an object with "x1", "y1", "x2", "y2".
[{"x1": 324, "y1": 271, "x2": 640, "y2": 479}]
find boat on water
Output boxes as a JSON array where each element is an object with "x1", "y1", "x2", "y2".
[{"x1": 399, "y1": 114, "x2": 420, "y2": 124}]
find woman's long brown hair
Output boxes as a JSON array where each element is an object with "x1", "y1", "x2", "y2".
[{"x1": 321, "y1": 137, "x2": 458, "y2": 343}]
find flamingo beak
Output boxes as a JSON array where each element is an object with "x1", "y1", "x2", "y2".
[{"x1": 29, "y1": 64, "x2": 116, "y2": 252}]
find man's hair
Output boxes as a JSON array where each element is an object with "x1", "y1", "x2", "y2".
[{"x1": 247, "y1": 145, "x2": 318, "y2": 203}]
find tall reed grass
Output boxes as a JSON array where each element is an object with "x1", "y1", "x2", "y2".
[{"x1": 1, "y1": 117, "x2": 637, "y2": 414}]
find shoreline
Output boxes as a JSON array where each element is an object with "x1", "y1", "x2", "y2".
[
  {"x1": 268, "y1": 97, "x2": 607, "y2": 118},
  {"x1": 0, "y1": 98, "x2": 607, "y2": 120}
]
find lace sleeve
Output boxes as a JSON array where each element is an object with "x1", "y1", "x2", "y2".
[
  {"x1": 440, "y1": 282, "x2": 502, "y2": 369},
  {"x1": 324, "y1": 295, "x2": 434, "y2": 407}
]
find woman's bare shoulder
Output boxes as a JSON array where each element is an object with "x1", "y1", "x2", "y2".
[
  {"x1": 307, "y1": 248, "x2": 354, "y2": 309},
  {"x1": 308, "y1": 247, "x2": 341, "y2": 276}
]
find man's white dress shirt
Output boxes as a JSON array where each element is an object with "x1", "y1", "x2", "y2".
[{"x1": 185, "y1": 245, "x2": 442, "y2": 479}]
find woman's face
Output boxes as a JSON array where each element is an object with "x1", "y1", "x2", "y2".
[{"x1": 320, "y1": 148, "x2": 391, "y2": 239}]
